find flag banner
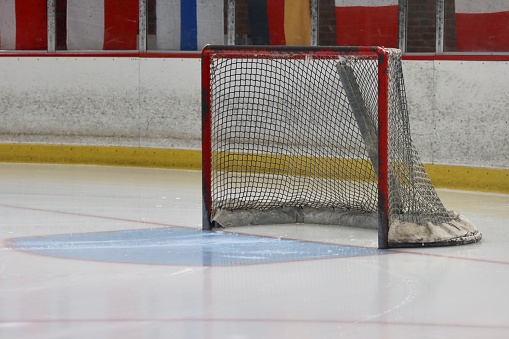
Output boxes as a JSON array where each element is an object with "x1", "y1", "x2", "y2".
[
  {"x1": 67, "y1": 0, "x2": 138, "y2": 50},
  {"x1": 156, "y1": 0, "x2": 224, "y2": 51},
  {"x1": 335, "y1": 0, "x2": 398, "y2": 47},
  {"x1": 0, "y1": 0, "x2": 47, "y2": 50},
  {"x1": 247, "y1": 0, "x2": 311, "y2": 46},
  {"x1": 455, "y1": 0, "x2": 509, "y2": 52}
]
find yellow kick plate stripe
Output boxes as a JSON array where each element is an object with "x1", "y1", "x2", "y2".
[{"x1": 1, "y1": 144, "x2": 507, "y2": 194}]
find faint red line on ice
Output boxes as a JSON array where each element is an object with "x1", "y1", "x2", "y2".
[
  {"x1": 0, "y1": 317, "x2": 508, "y2": 330},
  {"x1": 392, "y1": 249, "x2": 509, "y2": 266},
  {"x1": 0, "y1": 203, "x2": 192, "y2": 229}
]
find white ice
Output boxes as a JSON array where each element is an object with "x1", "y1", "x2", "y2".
[{"x1": 0, "y1": 163, "x2": 508, "y2": 339}]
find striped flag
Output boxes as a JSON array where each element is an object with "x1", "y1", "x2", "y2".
[
  {"x1": 156, "y1": 0, "x2": 224, "y2": 51},
  {"x1": 335, "y1": 0, "x2": 398, "y2": 47},
  {"x1": 0, "y1": 0, "x2": 47, "y2": 50},
  {"x1": 67, "y1": 0, "x2": 138, "y2": 50},
  {"x1": 455, "y1": 0, "x2": 509, "y2": 52},
  {"x1": 247, "y1": 0, "x2": 311, "y2": 46}
]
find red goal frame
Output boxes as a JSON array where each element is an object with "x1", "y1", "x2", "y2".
[{"x1": 201, "y1": 45, "x2": 391, "y2": 247}]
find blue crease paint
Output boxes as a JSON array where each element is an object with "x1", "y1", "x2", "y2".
[{"x1": 9, "y1": 228, "x2": 386, "y2": 266}]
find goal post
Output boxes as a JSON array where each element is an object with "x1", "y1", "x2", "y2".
[{"x1": 201, "y1": 45, "x2": 481, "y2": 249}]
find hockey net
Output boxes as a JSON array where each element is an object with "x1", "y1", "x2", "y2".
[{"x1": 201, "y1": 46, "x2": 481, "y2": 248}]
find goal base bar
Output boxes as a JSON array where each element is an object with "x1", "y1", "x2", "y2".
[{"x1": 213, "y1": 207, "x2": 481, "y2": 248}]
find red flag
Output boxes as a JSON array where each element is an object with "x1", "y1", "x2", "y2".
[
  {"x1": 0, "y1": 0, "x2": 47, "y2": 50},
  {"x1": 455, "y1": 0, "x2": 509, "y2": 52},
  {"x1": 67, "y1": 0, "x2": 138, "y2": 50},
  {"x1": 335, "y1": 0, "x2": 398, "y2": 48}
]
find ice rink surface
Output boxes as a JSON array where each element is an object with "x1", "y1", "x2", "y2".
[{"x1": 1, "y1": 163, "x2": 508, "y2": 339}]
